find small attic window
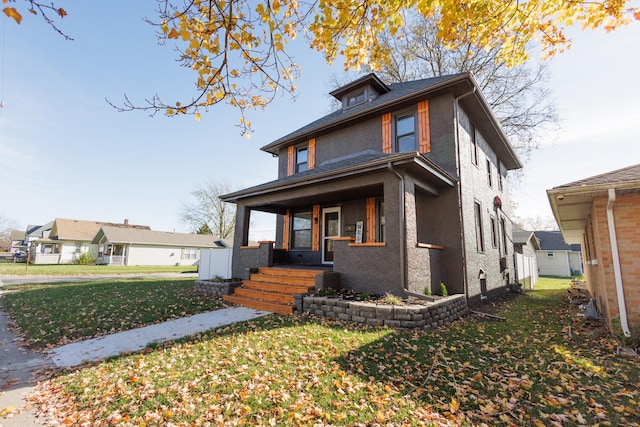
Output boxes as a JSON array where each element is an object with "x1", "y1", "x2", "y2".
[{"x1": 346, "y1": 90, "x2": 366, "y2": 108}]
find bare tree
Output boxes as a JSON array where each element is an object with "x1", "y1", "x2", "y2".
[
  {"x1": 0, "y1": 214, "x2": 20, "y2": 251},
  {"x1": 365, "y1": 13, "x2": 559, "y2": 160},
  {"x1": 179, "y1": 180, "x2": 236, "y2": 239}
]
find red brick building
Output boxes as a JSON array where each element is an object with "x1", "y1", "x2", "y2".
[{"x1": 548, "y1": 164, "x2": 640, "y2": 338}]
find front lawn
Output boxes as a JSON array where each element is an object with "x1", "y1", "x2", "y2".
[
  {"x1": 0, "y1": 263, "x2": 197, "y2": 276},
  {"x1": 29, "y1": 278, "x2": 640, "y2": 426},
  {"x1": 1, "y1": 278, "x2": 226, "y2": 348}
]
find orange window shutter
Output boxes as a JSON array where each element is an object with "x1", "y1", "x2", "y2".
[
  {"x1": 308, "y1": 138, "x2": 316, "y2": 170},
  {"x1": 366, "y1": 197, "x2": 376, "y2": 242},
  {"x1": 282, "y1": 209, "x2": 290, "y2": 250},
  {"x1": 312, "y1": 204, "x2": 320, "y2": 251},
  {"x1": 287, "y1": 146, "x2": 294, "y2": 176},
  {"x1": 382, "y1": 113, "x2": 392, "y2": 153},
  {"x1": 418, "y1": 100, "x2": 431, "y2": 153}
]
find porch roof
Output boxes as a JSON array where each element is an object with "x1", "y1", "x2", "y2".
[{"x1": 220, "y1": 151, "x2": 456, "y2": 213}]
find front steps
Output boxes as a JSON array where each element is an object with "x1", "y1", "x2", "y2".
[{"x1": 223, "y1": 267, "x2": 325, "y2": 314}]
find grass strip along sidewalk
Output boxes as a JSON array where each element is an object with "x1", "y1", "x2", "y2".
[
  {"x1": 7, "y1": 277, "x2": 637, "y2": 426},
  {"x1": 1, "y1": 277, "x2": 226, "y2": 348},
  {"x1": 0, "y1": 263, "x2": 197, "y2": 276}
]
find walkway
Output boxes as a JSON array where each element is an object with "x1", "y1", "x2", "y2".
[{"x1": 0, "y1": 274, "x2": 270, "y2": 426}]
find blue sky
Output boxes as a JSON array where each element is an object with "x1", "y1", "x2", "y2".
[{"x1": 1, "y1": 2, "x2": 639, "y2": 238}]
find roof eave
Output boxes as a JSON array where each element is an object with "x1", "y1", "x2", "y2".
[
  {"x1": 260, "y1": 73, "x2": 474, "y2": 155},
  {"x1": 220, "y1": 153, "x2": 456, "y2": 203}
]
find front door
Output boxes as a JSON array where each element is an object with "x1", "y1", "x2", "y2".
[{"x1": 322, "y1": 207, "x2": 341, "y2": 264}]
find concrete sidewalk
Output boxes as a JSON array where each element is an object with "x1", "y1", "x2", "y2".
[
  {"x1": 0, "y1": 306, "x2": 270, "y2": 425},
  {"x1": 50, "y1": 307, "x2": 269, "y2": 367}
]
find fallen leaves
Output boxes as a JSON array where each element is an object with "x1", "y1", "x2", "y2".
[{"x1": 13, "y1": 278, "x2": 640, "y2": 426}]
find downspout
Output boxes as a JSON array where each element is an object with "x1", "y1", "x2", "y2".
[
  {"x1": 606, "y1": 188, "x2": 631, "y2": 337},
  {"x1": 388, "y1": 162, "x2": 407, "y2": 290},
  {"x1": 453, "y1": 87, "x2": 476, "y2": 301}
]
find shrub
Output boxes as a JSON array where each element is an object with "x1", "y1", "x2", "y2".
[
  {"x1": 424, "y1": 286, "x2": 432, "y2": 296},
  {"x1": 439, "y1": 282, "x2": 448, "y2": 296},
  {"x1": 381, "y1": 292, "x2": 404, "y2": 305},
  {"x1": 74, "y1": 252, "x2": 95, "y2": 265}
]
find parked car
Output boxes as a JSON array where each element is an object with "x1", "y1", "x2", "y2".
[{"x1": 13, "y1": 251, "x2": 27, "y2": 262}]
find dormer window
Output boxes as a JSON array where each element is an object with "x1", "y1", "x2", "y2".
[{"x1": 346, "y1": 90, "x2": 366, "y2": 108}]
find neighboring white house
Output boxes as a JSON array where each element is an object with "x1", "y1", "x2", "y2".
[
  {"x1": 92, "y1": 226, "x2": 220, "y2": 266},
  {"x1": 30, "y1": 218, "x2": 150, "y2": 264},
  {"x1": 535, "y1": 230, "x2": 583, "y2": 277},
  {"x1": 512, "y1": 226, "x2": 540, "y2": 290}
]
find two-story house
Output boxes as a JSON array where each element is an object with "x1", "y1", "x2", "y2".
[{"x1": 221, "y1": 73, "x2": 522, "y2": 313}]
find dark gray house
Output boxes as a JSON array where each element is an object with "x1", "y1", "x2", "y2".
[{"x1": 221, "y1": 73, "x2": 522, "y2": 313}]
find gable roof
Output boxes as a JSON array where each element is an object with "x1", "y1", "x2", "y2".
[
  {"x1": 49, "y1": 218, "x2": 151, "y2": 242},
  {"x1": 10, "y1": 229, "x2": 25, "y2": 241},
  {"x1": 91, "y1": 226, "x2": 219, "y2": 248},
  {"x1": 548, "y1": 163, "x2": 640, "y2": 243},
  {"x1": 512, "y1": 226, "x2": 541, "y2": 250},
  {"x1": 535, "y1": 230, "x2": 581, "y2": 251},
  {"x1": 25, "y1": 221, "x2": 54, "y2": 239},
  {"x1": 260, "y1": 72, "x2": 522, "y2": 170}
]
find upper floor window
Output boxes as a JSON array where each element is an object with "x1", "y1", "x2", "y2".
[
  {"x1": 470, "y1": 124, "x2": 478, "y2": 166},
  {"x1": 346, "y1": 90, "x2": 366, "y2": 108},
  {"x1": 487, "y1": 159, "x2": 493, "y2": 187},
  {"x1": 498, "y1": 163, "x2": 504, "y2": 191},
  {"x1": 296, "y1": 146, "x2": 308, "y2": 173},
  {"x1": 474, "y1": 201, "x2": 485, "y2": 253},
  {"x1": 396, "y1": 113, "x2": 416, "y2": 152}
]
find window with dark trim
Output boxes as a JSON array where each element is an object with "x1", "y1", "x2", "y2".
[
  {"x1": 377, "y1": 199, "x2": 385, "y2": 242},
  {"x1": 470, "y1": 124, "x2": 478, "y2": 166},
  {"x1": 395, "y1": 112, "x2": 416, "y2": 152},
  {"x1": 295, "y1": 146, "x2": 308, "y2": 173},
  {"x1": 487, "y1": 159, "x2": 493, "y2": 187},
  {"x1": 474, "y1": 201, "x2": 484, "y2": 252},
  {"x1": 346, "y1": 90, "x2": 366, "y2": 108},
  {"x1": 490, "y1": 215, "x2": 498, "y2": 248},
  {"x1": 498, "y1": 163, "x2": 504, "y2": 191},
  {"x1": 500, "y1": 217, "x2": 508, "y2": 255},
  {"x1": 292, "y1": 211, "x2": 312, "y2": 249}
]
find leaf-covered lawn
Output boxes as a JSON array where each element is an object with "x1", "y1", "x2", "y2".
[
  {"x1": 28, "y1": 278, "x2": 640, "y2": 426},
  {"x1": 0, "y1": 263, "x2": 197, "y2": 276},
  {"x1": 1, "y1": 278, "x2": 226, "y2": 348}
]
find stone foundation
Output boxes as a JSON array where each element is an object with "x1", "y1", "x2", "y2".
[
  {"x1": 301, "y1": 294, "x2": 468, "y2": 329},
  {"x1": 194, "y1": 280, "x2": 241, "y2": 298}
]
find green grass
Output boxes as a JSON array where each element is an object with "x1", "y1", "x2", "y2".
[
  {"x1": 0, "y1": 263, "x2": 197, "y2": 276},
  {"x1": 1, "y1": 277, "x2": 226, "y2": 348},
  {"x1": 26, "y1": 277, "x2": 640, "y2": 426}
]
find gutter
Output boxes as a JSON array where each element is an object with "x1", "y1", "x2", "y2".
[
  {"x1": 387, "y1": 162, "x2": 407, "y2": 290},
  {"x1": 606, "y1": 188, "x2": 631, "y2": 337},
  {"x1": 453, "y1": 87, "x2": 476, "y2": 302}
]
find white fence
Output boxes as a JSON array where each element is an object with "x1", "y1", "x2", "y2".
[
  {"x1": 515, "y1": 252, "x2": 538, "y2": 290},
  {"x1": 198, "y1": 248, "x2": 233, "y2": 280}
]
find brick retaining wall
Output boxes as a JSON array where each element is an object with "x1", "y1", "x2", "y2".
[{"x1": 301, "y1": 294, "x2": 468, "y2": 329}]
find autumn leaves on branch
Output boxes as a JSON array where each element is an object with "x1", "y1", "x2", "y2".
[{"x1": 4, "y1": 0, "x2": 640, "y2": 133}]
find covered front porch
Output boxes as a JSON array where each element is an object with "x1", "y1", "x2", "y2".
[{"x1": 222, "y1": 153, "x2": 459, "y2": 304}]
